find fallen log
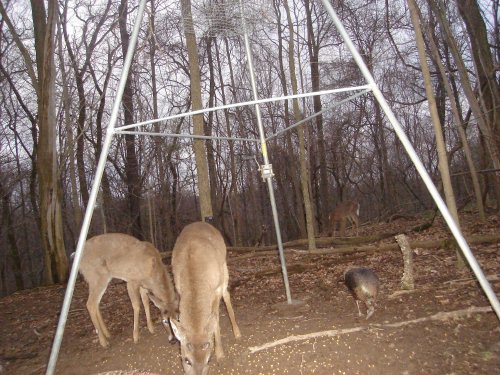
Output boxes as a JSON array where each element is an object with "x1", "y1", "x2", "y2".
[
  {"x1": 227, "y1": 234, "x2": 500, "y2": 262},
  {"x1": 227, "y1": 232, "x2": 399, "y2": 253}
]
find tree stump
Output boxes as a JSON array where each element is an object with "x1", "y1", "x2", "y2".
[{"x1": 395, "y1": 234, "x2": 415, "y2": 290}]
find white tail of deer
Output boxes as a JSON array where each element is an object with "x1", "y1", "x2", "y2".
[
  {"x1": 329, "y1": 200, "x2": 360, "y2": 237},
  {"x1": 79, "y1": 233, "x2": 178, "y2": 347},
  {"x1": 169, "y1": 222, "x2": 241, "y2": 375}
]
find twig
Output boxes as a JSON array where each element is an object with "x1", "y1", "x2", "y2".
[
  {"x1": 248, "y1": 306, "x2": 492, "y2": 354},
  {"x1": 371, "y1": 306, "x2": 492, "y2": 328},
  {"x1": 388, "y1": 274, "x2": 500, "y2": 299},
  {"x1": 248, "y1": 327, "x2": 364, "y2": 353}
]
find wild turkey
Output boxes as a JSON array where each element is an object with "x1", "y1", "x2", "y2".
[{"x1": 344, "y1": 267, "x2": 380, "y2": 319}]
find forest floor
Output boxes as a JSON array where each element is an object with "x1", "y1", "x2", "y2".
[{"x1": 1, "y1": 212, "x2": 499, "y2": 375}]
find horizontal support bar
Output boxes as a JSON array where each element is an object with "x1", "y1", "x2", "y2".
[{"x1": 115, "y1": 85, "x2": 371, "y2": 132}]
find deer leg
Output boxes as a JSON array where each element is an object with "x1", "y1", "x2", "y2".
[
  {"x1": 365, "y1": 299, "x2": 375, "y2": 319},
  {"x1": 140, "y1": 287, "x2": 155, "y2": 334},
  {"x1": 212, "y1": 297, "x2": 225, "y2": 360},
  {"x1": 355, "y1": 300, "x2": 363, "y2": 317},
  {"x1": 87, "y1": 276, "x2": 111, "y2": 347},
  {"x1": 340, "y1": 218, "x2": 347, "y2": 237},
  {"x1": 96, "y1": 306, "x2": 110, "y2": 339},
  {"x1": 222, "y1": 288, "x2": 241, "y2": 339},
  {"x1": 127, "y1": 282, "x2": 142, "y2": 343},
  {"x1": 347, "y1": 216, "x2": 357, "y2": 237},
  {"x1": 352, "y1": 215, "x2": 359, "y2": 237}
]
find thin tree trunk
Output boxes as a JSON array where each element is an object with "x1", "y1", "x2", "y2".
[
  {"x1": 180, "y1": 0, "x2": 213, "y2": 221},
  {"x1": 304, "y1": 0, "x2": 329, "y2": 231},
  {"x1": 425, "y1": 18, "x2": 485, "y2": 220},
  {"x1": 455, "y1": 0, "x2": 500, "y2": 209},
  {"x1": 57, "y1": 21, "x2": 82, "y2": 238},
  {"x1": 32, "y1": 0, "x2": 68, "y2": 284},
  {"x1": 408, "y1": 0, "x2": 464, "y2": 267},
  {"x1": 215, "y1": 38, "x2": 241, "y2": 245},
  {"x1": 430, "y1": 0, "x2": 500, "y2": 209},
  {"x1": 205, "y1": 36, "x2": 219, "y2": 222},
  {"x1": 284, "y1": 0, "x2": 316, "y2": 250},
  {"x1": 90, "y1": 49, "x2": 115, "y2": 233},
  {"x1": 455, "y1": 0, "x2": 500, "y2": 151},
  {"x1": 0, "y1": 181, "x2": 24, "y2": 290},
  {"x1": 119, "y1": 0, "x2": 143, "y2": 239},
  {"x1": 274, "y1": 0, "x2": 306, "y2": 238}
]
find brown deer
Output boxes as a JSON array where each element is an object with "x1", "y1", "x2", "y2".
[
  {"x1": 169, "y1": 222, "x2": 241, "y2": 375},
  {"x1": 78, "y1": 233, "x2": 178, "y2": 347},
  {"x1": 329, "y1": 200, "x2": 360, "y2": 237}
]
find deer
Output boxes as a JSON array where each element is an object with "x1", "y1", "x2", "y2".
[
  {"x1": 169, "y1": 221, "x2": 241, "y2": 375},
  {"x1": 329, "y1": 200, "x2": 360, "y2": 237},
  {"x1": 78, "y1": 233, "x2": 178, "y2": 348}
]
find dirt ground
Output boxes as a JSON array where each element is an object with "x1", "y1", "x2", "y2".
[{"x1": 1, "y1": 213, "x2": 499, "y2": 375}]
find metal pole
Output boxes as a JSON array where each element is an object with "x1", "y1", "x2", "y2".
[
  {"x1": 267, "y1": 88, "x2": 370, "y2": 141},
  {"x1": 320, "y1": 0, "x2": 500, "y2": 319},
  {"x1": 115, "y1": 85, "x2": 370, "y2": 132},
  {"x1": 239, "y1": 0, "x2": 292, "y2": 303},
  {"x1": 45, "y1": 1, "x2": 148, "y2": 374}
]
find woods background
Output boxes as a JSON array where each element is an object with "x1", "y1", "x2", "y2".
[{"x1": 0, "y1": 0, "x2": 498, "y2": 296}]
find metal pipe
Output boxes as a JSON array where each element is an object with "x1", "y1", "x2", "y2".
[
  {"x1": 320, "y1": 0, "x2": 499, "y2": 319},
  {"x1": 239, "y1": 0, "x2": 292, "y2": 303},
  {"x1": 45, "y1": 1, "x2": 149, "y2": 374},
  {"x1": 267, "y1": 88, "x2": 371, "y2": 141},
  {"x1": 115, "y1": 85, "x2": 371, "y2": 131},
  {"x1": 114, "y1": 130, "x2": 260, "y2": 143}
]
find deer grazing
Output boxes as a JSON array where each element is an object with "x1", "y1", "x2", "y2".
[
  {"x1": 329, "y1": 200, "x2": 360, "y2": 237},
  {"x1": 78, "y1": 233, "x2": 178, "y2": 348},
  {"x1": 169, "y1": 221, "x2": 241, "y2": 375}
]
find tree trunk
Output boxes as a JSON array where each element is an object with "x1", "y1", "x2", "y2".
[
  {"x1": 180, "y1": 0, "x2": 213, "y2": 221},
  {"x1": 0, "y1": 180, "x2": 24, "y2": 290},
  {"x1": 57, "y1": 23, "x2": 81, "y2": 241},
  {"x1": 274, "y1": 0, "x2": 306, "y2": 238},
  {"x1": 205, "y1": 36, "x2": 219, "y2": 222},
  {"x1": 89, "y1": 49, "x2": 114, "y2": 232},
  {"x1": 31, "y1": 0, "x2": 68, "y2": 284},
  {"x1": 119, "y1": 0, "x2": 143, "y2": 239},
  {"x1": 425, "y1": 17, "x2": 485, "y2": 220},
  {"x1": 304, "y1": 0, "x2": 329, "y2": 231},
  {"x1": 455, "y1": 0, "x2": 500, "y2": 209},
  {"x1": 408, "y1": 0, "x2": 464, "y2": 267},
  {"x1": 220, "y1": 37, "x2": 242, "y2": 245},
  {"x1": 149, "y1": 0, "x2": 168, "y2": 248},
  {"x1": 284, "y1": 0, "x2": 316, "y2": 250},
  {"x1": 430, "y1": 0, "x2": 500, "y2": 210}
]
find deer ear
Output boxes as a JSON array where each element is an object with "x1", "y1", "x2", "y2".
[{"x1": 169, "y1": 318, "x2": 186, "y2": 342}]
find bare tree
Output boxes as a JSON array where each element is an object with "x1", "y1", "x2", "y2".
[
  {"x1": 424, "y1": 11, "x2": 485, "y2": 220},
  {"x1": 408, "y1": 0, "x2": 463, "y2": 266},
  {"x1": 455, "y1": 0, "x2": 500, "y2": 209},
  {"x1": 180, "y1": 0, "x2": 213, "y2": 221},
  {"x1": 283, "y1": 0, "x2": 316, "y2": 249},
  {"x1": 303, "y1": 0, "x2": 330, "y2": 231},
  {"x1": 118, "y1": 0, "x2": 144, "y2": 239},
  {"x1": 32, "y1": 0, "x2": 68, "y2": 283},
  {"x1": 430, "y1": 0, "x2": 500, "y2": 210}
]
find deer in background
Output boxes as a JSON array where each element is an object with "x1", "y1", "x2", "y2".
[
  {"x1": 78, "y1": 233, "x2": 178, "y2": 348},
  {"x1": 329, "y1": 200, "x2": 360, "y2": 237},
  {"x1": 169, "y1": 221, "x2": 241, "y2": 375}
]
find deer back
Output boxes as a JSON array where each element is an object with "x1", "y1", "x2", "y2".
[
  {"x1": 172, "y1": 222, "x2": 226, "y2": 327},
  {"x1": 330, "y1": 201, "x2": 360, "y2": 221},
  {"x1": 81, "y1": 233, "x2": 177, "y2": 317}
]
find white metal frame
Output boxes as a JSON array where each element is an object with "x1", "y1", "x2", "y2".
[{"x1": 46, "y1": 0, "x2": 499, "y2": 373}]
